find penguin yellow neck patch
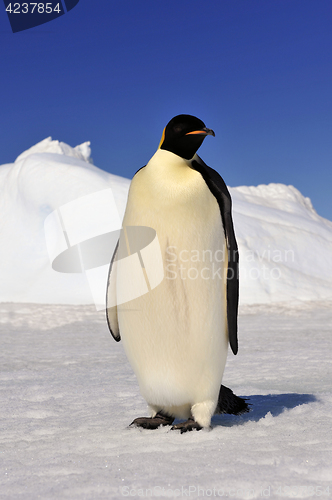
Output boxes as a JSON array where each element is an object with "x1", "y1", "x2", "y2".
[{"x1": 158, "y1": 127, "x2": 166, "y2": 149}]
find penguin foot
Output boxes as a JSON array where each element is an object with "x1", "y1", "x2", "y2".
[
  {"x1": 171, "y1": 418, "x2": 203, "y2": 434},
  {"x1": 130, "y1": 411, "x2": 174, "y2": 430}
]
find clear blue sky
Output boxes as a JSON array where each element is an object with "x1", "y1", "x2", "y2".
[{"x1": 1, "y1": 0, "x2": 331, "y2": 219}]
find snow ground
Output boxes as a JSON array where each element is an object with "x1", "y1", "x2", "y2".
[
  {"x1": 1, "y1": 301, "x2": 331, "y2": 499},
  {"x1": 1, "y1": 139, "x2": 332, "y2": 498}
]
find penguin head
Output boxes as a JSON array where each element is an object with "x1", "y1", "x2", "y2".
[{"x1": 159, "y1": 114, "x2": 215, "y2": 160}]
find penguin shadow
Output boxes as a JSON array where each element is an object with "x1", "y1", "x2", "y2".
[{"x1": 211, "y1": 393, "x2": 318, "y2": 428}]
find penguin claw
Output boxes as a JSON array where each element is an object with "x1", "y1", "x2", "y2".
[
  {"x1": 171, "y1": 418, "x2": 203, "y2": 433},
  {"x1": 130, "y1": 412, "x2": 174, "y2": 430}
]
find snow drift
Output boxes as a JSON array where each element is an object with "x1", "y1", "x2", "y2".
[
  {"x1": 1, "y1": 138, "x2": 332, "y2": 305},
  {"x1": 231, "y1": 184, "x2": 332, "y2": 303}
]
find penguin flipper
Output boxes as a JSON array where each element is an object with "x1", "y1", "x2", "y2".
[
  {"x1": 106, "y1": 166, "x2": 148, "y2": 341},
  {"x1": 106, "y1": 241, "x2": 120, "y2": 342},
  {"x1": 215, "y1": 384, "x2": 250, "y2": 415},
  {"x1": 191, "y1": 156, "x2": 239, "y2": 355}
]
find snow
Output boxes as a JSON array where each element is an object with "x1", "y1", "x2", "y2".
[
  {"x1": 15, "y1": 137, "x2": 93, "y2": 164},
  {"x1": 1, "y1": 138, "x2": 332, "y2": 306},
  {"x1": 1, "y1": 140, "x2": 332, "y2": 497},
  {"x1": 1, "y1": 301, "x2": 331, "y2": 498},
  {"x1": 0, "y1": 138, "x2": 129, "y2": 305},
  {"x1": 231, "y1": 184, "x2": 332, "y2": 304}
]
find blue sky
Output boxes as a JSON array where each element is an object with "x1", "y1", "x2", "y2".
[{"x1": 1, "y1": 0, "x2": 331, "y2": 219}]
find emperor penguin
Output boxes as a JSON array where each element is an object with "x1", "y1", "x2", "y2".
[{"x1": 106, "y1": 115, "x2": 248, "y2": 432}]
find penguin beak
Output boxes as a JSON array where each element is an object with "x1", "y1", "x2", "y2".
[{"x1": 185, "y1": 127, "x2": 215, "y2": 137}]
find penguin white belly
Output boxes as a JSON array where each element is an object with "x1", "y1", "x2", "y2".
[{"x1": 116, "y1": 150, "x2": 228, "y2": 427}]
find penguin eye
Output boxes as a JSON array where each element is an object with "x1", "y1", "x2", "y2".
[{"x1": 173, "y1": 125, "x2": 184, "y2": 135}]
